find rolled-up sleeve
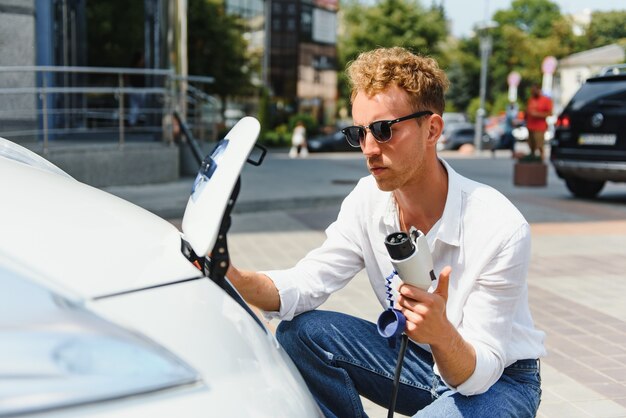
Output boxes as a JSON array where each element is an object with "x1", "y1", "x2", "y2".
[{"x1": 449, "y1": 224, "x2": 532, "y2": 395}]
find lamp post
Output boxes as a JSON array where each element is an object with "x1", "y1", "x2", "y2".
[{"x1": 474, "y1": 21, "x2": 498, "y2": 153}]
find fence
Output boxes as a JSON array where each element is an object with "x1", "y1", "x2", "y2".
[{"x1": 0, "y1": 65, "x2": 219, "y2": 152}]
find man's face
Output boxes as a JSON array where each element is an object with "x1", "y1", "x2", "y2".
[
  {"x1": 531, "y1": 86, "x2": 541, "y2": 98},
  {"x1": 351, "y1": 85, "x2": 436, "y2": 192}
]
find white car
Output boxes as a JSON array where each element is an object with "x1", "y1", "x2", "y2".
[{"x1": 0, "y1": 118, "x2": 321, "y2": 417}]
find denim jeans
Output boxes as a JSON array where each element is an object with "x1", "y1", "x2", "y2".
[{"x1": 276, "y1": 310, "x2": 541, "y2": 418}]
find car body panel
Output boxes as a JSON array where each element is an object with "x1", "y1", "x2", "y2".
[
  {"x1": 0, "y1": 156, "x2": 198, "y2": 299},
  {"x1": 0, "y1": 135, "x2": 322, "y2": 417},
  {"x1": 87, "y1": 279, "x2": 320, "y2": 417}
]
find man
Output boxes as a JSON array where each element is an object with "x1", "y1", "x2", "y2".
[
  {"x1": 501, "y1": 102, "x2": 519, "y2": 158},
  {"x1": 227, "y1": 47, "x2": 545, "y2": 417},
  {"x1": 525, "y1": 84, "x2": 553, "y2": 161}
]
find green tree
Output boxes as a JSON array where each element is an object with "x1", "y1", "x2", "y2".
[
  {"x1": 187, "y1": 0, "x2": 255, "y2": 117},
  {"x1": 446, "y1": 0, "x2": 580, "y2": 114},
  {"x1": 337, "y1": 0, "x2": 448, "y2": 106},
  {"x1": 443, "y1": 39, "x2": 480, "y2": 113},
  {"x1": 585, "y1": 11, "x2": 626, "y2": 49}
]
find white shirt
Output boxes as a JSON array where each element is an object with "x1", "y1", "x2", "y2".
[{"x1": 264, "y1": 159, "x2": 546, "y2": 396}]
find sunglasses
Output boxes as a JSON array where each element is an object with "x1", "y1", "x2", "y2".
[{"x1": 341, "y1": 110, "x2": 434, "y2": 147}]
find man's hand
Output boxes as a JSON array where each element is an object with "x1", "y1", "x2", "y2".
[
  {"x1": 397, "y1": 266, "x2": 476, "y2": 387},
  {"x1": 397, "y1": 266, "x2": 452, "y2": 346}
]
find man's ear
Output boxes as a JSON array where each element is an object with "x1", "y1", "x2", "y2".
[{"x1": 426, "y1": 114, "x2": 444, "y2": 146}]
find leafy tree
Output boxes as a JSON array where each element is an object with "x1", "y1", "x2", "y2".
[
  {"x1": 491, "y1": 0, "x2": 562, "y2": 39},
  {"x1": 446, "y1": 0, "x2": 582, "y2": 114},
  {"x1": 585, "y1": 11, "x2": 626, "y2": 49},
  {"x1": 337, "y1": 0, "x2": 448, "y2": 106},
  {"x1": 86, "y1": 1, "x2": 144, "y2": 67},
  {"x1": 443, "y1": 40, "x2": 480, "y2": 113},
  {"x1": 187, "y1": 0, "x2": 255, "y2": 117}
]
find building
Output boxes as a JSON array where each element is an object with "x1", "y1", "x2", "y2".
[
  {"x1": 556, "y1": 43, "x2": 625, "y2": 109},
  {"x1": 226, "y1": 0, "x2": 338, "y2": 127},
  {"x1": 269, "y1": 0, "x2": 338, "y2": 126}
]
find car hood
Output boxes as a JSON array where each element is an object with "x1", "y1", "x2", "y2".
[{"x1": 0, "y1": 156, "x2": 199, "y2": 299}]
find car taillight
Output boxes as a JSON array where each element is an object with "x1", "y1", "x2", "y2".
[{"x1": 556, "y1": 114, "x2": 570, "y2": 128}]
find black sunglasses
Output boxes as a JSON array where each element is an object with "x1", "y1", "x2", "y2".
[{"x1": 341, "y1": 110, "x2": 434, "y2": 147}]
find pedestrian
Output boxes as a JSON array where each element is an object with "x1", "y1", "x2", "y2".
[
  {"x1": 128, "y1": 51, "x2": 146, "y2": 127},
  {"x1": 226, "y1": 47, "x2": 545, "y2": 417},
  {"x1": 501, "y1": 102, "x2": 519, "y2": 158},
  {"x1": 525, "y1": 84, "x2": 553, "y2": 161},
  {"x1": 289, "y1": 120, "x2": 308, "y2": 158}
]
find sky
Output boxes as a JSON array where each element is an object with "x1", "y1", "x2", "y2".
[{"x1": 442, "y1": 0, "x2": 625, "y2": 38}]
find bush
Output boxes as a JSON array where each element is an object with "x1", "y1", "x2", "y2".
[
  {"x1": 288, "y1": 113, "x2": 319, "y2": 136},
  {"x1": 260, "y1": 124, "x2": 290, "y2": 147},
  {"x1": 466, "y1": 98, "x2": 492, "y2": 123},
  {"x1": 517, "y1": 153, "x2": 543, "y2": 163}
]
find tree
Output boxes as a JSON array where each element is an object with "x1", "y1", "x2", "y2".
[
  {"x1": 337, "y1": 0, "x2": 448, "y2": 105},
  {"x1": 443, "y1": 39, "x2": 480, "y2": 112},
  {"x1": 585, "y1": 11, "x2": 626, "y2": 49},
  {"x1": 187, "y1": 0, "x2": 255, "y2": 117},
  {"x1": 491, "y1": 0, "x2": 562, "y2": 39},
  {"x1": 446, "y1": 0, "x2": 580, "y2": 114}
]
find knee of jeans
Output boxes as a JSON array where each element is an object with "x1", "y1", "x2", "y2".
[{"x1": 276, "y1": 311, "x2": 329, "y2": 351}]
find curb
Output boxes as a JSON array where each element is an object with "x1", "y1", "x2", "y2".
[{"x1": 145, "y1": 194, "x2": 347, "y2": 220}]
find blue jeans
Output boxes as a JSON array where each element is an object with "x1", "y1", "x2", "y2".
[{"x1": 277, "y1": 310, "x2": 541, "y2": 418}]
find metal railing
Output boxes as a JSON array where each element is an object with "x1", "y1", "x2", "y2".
[{"x1": 0, "y1": 65, "x2": 219, "y2": 152}]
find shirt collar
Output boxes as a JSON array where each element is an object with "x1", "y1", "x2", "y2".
[
  {"x1": 375, "y1": 158, "x2": 461, "y2": 247},
  {"x1": 437, "y1": 159, "x2": 461, "y2": 247}
]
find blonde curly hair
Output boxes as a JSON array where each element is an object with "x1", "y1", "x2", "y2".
[{"x1": 346, "y1": 47, "x2": 449, "y2": 115}]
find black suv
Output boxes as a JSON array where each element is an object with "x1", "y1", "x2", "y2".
[{"x1": 550, "y1": 64, "x2": 626, "y2": 198}]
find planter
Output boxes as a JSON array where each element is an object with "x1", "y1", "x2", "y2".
[{"x1": 514, "y1": 162, "x2": 547, "y2": 187}]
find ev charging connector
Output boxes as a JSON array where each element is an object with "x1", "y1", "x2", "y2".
[{"x1": 377, "y1": 227, "x2": 436, "y2": 418}]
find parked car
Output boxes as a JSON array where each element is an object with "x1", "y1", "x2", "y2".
[
  {"x1": 438, "y1": 122, "x2": 475, "y2": 150},
  {"x1": 442, "y1": 112, "x2": 467, "y2": 126},
  {"x1": 0, "y1": 119, "x2": 322, "y2": 417},
  {"x1": 307, "y1": 130, "x2": 361, "y2": 152},
  {"x1": 438, "y1": 122, "x2": 492, "y2": 151},
  {"x1": 550, "y1": 64, "x2": 626, "y2": 198}
]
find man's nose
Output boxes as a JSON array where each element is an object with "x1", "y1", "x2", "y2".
[{"x1": 360, "y1": 131, "x2": 382, "y2": 157}]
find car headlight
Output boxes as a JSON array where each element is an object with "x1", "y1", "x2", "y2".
[{"x1": 0, "y1": 265, "x2": 199, "y2": 416}]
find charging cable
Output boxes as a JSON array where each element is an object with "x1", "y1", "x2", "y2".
[{"x1": 377, "y1": 228, "x2": 436, "y2": 418}]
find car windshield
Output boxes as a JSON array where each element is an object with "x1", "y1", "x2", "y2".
[{"x1": 568, "y1": 79, "x2": 626, "y2": 111}]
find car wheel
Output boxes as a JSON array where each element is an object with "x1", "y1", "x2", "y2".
[{"x1": 564, "y1": 177, "x2": 605, "y2": 198}]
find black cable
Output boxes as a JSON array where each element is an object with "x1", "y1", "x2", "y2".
[{"x1": 388, "y1": 334, "x2": 409, "y2": 418}]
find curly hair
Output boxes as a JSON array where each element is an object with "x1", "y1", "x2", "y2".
[{"x1": 346, "y1": 47, "x2": 449, "y2": 115}]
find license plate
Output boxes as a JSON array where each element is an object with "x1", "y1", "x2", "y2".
[{"x1": 578, "y1": 133, "x2": 617, "y2": 146}]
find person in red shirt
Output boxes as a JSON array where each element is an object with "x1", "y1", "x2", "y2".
[{"x1": 525, "y1": 84, "x2": 553, "y2": 161}]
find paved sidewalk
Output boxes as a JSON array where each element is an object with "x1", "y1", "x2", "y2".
[{"x1": 110, "y1": 149, "x2": 626, "y2": 417}]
